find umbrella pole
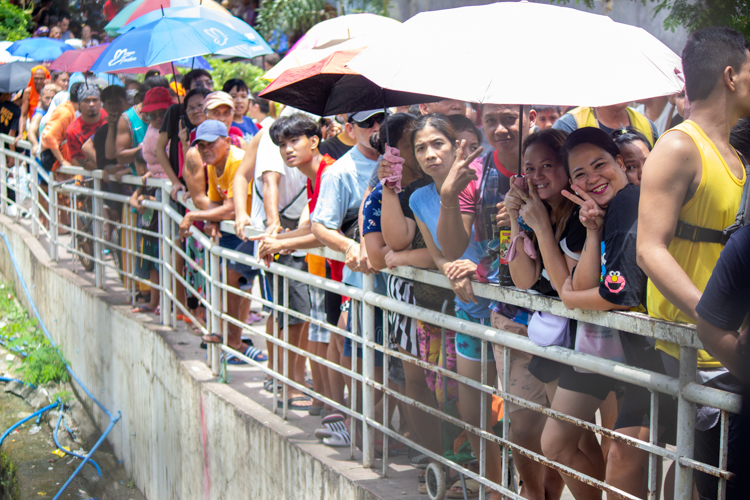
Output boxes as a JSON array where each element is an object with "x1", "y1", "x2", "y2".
[
  {"x1": 382, "y1": 89, "x2": 389, "y2": 146},
  {"x1": 517, "y1": 104, "x2": 523, "y2": 175},
  {"x1": 171, "y1": 61, "x2": 181, "y2": 106}
]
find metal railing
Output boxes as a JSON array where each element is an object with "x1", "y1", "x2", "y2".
[{"x1": 0, "y1": 132, "x2": 739, "y2": 500}]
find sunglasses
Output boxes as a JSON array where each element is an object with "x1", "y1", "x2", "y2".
[{"x1": 353, "y1": 113, "x2": 385, "y2": 129}]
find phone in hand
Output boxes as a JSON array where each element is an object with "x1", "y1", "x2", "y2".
[
  {"x1": 514, "y1": 176, "x2": 533, "y2": 232},
  {"x1": 514, "y1": 175, "x2": 528, "y2": 194}
]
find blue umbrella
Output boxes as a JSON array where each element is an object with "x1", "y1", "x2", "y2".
[
  {"x1": 117, "y1": 6, "x2": 272, "y2": 59},
  {"x1": 90, "y1": 17, "x2": 261, "y2": 73},
  {"x1": 7, "y1": 38, "x2": 75, "y2": 61},
  {"x1": 173, "y1": 56, "x2": 212, "y2": 70}
]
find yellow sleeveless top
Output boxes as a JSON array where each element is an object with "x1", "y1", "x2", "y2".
[
  {"x1": 649, "y1": 120, "x2": 745, "y2": 367},
  {"x1": 569, "y1": 106, "x2": 655, "y2": 146}
]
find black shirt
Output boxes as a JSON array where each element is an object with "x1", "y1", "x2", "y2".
[
  {"x1": 92, "y1": 124, "x2": 117, "y2": 170},
  {"x1": 0, "y1": 102, "x2": 21, "y2": 136},
  {"x1": 159, "y1": 103, "x2": 190, "y2": 182},
  {"x1": 533, "y1": 206, "x2": 586, "y2": 297},
  {"x1": 696, "y1": 224, "x2": 750, "y2": 331},
  {"x1": 599, "y1": 183, "x2": 646, "y2": 308},
  {"x1": 400, "y1": 176, "x2": 456, "y2": 311},
  {"x1": 319, "y1": 135, "x2": 353, "y2": 161}
]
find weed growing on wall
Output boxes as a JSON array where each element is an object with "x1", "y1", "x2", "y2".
[{"x1": 0, "y1": 284, "x2": 69, "y2": 386}]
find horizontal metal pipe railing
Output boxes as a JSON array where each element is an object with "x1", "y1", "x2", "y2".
[{"x1": 0, "y1": 135, "x2": 736, "y2": 499}]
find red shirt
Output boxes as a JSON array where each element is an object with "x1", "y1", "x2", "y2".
[
  {"x1": 103, "y1": 0, "x2": 120, "y2": 21},
  {"x1": 66, "y1": 112, "x2": 107, "y2": 163},
  {"x1": 307, "y1": 154, "x2": 346, "y2": 283}
]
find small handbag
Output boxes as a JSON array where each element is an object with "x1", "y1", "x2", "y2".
[
  {"x1": 528, "y1": 312, "x2": 570, "y2": 347},
  {"x1": 573, "y1": 322, "x2": 625, "y2": 373}
]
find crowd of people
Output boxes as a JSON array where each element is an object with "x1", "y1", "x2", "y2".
[{"x1": 3, "y1": 20, "x2": 750, "y2": 500}]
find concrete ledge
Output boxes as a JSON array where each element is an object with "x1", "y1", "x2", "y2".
[{"x1": 0, "y1": 216, "x2": 418, "y2": 500}]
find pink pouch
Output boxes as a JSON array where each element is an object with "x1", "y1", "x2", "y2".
[{"x1": 382, "y1": 145, "x2": 405, "y2": 193}]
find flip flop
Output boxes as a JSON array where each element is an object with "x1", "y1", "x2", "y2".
[
  {"x1": 446, "y1": 477, "x2": 480, "y2": 499},
  {"x1": 277, "y1": 396, "x2": 313, "y2": 409},
  {"x1": 323, "y1": 430, "x2": 351, "y2": 447},
  {"x1": 322, "y1": 412, "x2": 346, "y2": 425},
  {"x1": 131, "y1": 305, "x2": 153, "y2": 314},
  {"x1": 226, "y1": 346, "x2": 267, "y2": 365},
  {"x1": 263, "y1": 379, "x2": 282, "y2": 393},
  {"x1": 314, "y1": 420, "x2": 348, "y2": 440},
  {"x1": 308, "y1": 405, "x2": 324, "y2": 416},
  {"x1": 176, "y1": 314, "x2": 192, "y2": 324}
]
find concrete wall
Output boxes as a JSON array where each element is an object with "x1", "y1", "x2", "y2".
[
  {"x1": 0, "y1": 216, "x2": 377, "y2": 500},
  {"x1": 390, "y1": 0, "x2": 688, "y2": 54}
]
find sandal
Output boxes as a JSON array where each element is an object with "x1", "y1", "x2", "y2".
[
  {"x1": 308, "y1": 405, "x2": 324, "y2": 416},
  {"x1": 314, "y1": 420, "x2": 348, "y2": 440},
  {"x1": 131, "y1": 305, "x2": 153, "y2": 314},
  {"x1": 277, "y1": 396, "x2": 313, "y2": 409},
  {"x1": 263, "y1": 379, "x2": 282, "y2": 393},
  {"x1": 323, "y1": 430, "x2": 351, "y2": 447},
  {"x1": 447, "y1": 477, "x2": 480, "y2": 499},
  {"x1": 176, "y1": 314, "x2": 192, "y2": 324},
  {"x1": 226, "y1": 345, "x2": 267, "y2": 365}
]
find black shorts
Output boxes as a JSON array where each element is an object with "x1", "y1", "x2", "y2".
[
  {"x1": 558, "y1": 364, "x2": 619, "y2": 400},
  {"x1": 324, "y1": 263, "x2": 343, "y2": 327},
  {"x1": 529, "y1": 355, "x2": 564, "y2": 384},
  {"x1": 612, "y1": 334, "x2": 677, "y2": 443}
]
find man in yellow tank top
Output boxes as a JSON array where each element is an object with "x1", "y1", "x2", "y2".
[{"x1": 637, "y1": 27, "x2": 750, "y2": 500}]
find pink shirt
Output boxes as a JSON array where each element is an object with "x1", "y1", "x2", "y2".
[{"x1": 142, "y1": 125, "x2": 167, "y2": 178}]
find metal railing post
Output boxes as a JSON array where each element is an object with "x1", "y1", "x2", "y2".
[
  {"x1": 362, "y1": 273, "x2": 376, "y2": 468},
  {"x1": 93, "y1": 177, "x2": 103, "y2": 288},
  {"x1": 209, "y1": 249, "x2": 222, "y2": 376},
  {"x1": 675, "y1": 346, "x2": 697, "y2": 498},
  {"x1": 159, "y1": 186, "x2": 171, "y2": 326},
  {"x1": 29, "y1": 159, "x2": 38, "y2": 237},
  {"x1": 50, "y1": 177, "x2": 58, "y2": 261},
  {"x1": 0, "y1": 141, "x2": 6, "y2": 214}
]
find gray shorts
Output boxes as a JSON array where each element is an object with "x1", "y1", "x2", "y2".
[
  {"x1": 262, "y1": 254, "x2": 311, "y2": 327},
  {"x1": 308, "y1": 285, "x2": 330, "y2": 343}
]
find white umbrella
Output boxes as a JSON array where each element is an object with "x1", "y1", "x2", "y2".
[
  {"x1": 264, "y1": 14, "x2": 401, "y2": 81},
  {"x1": 347, "y1": 1, "x2": 684, "y2": 107}
]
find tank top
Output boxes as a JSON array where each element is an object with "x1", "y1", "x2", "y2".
[
  {"x1": 124, "y1": 106, "x2": 147, "y2": 146},
  {"x1": 141, "y1": 125, "x2": 167, "y2": 178},
  {"x1": 649, "y1": 120, "x2": 746, "y2": 367},
  {"x1": 569, "y1": 106, "x2": 655, "y2": 146}
]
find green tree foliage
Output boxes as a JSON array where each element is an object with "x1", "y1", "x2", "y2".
[
  {"x1": 255, "y1": 0, "x2": 335, "y2": 49},
  {"x1": 0, "y1": 2, "x2": 32, "y2": 42},
  {"x1": 557, "y1": 0, "x2": 750, "y2": 38},
  {"x1": 207, "y1": 57, "x2": 268, "y2": 91},
  {"x1": 655, "y1": 0, "x2": 750, "y2": 39}
]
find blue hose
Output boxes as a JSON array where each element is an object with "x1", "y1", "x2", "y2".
[
  {"x1": 0, "y1": 400, "x2": 59, "y2": 448},
  {"x1": 53, "y1": 410, "x2": 101, "y2": 477},
  {"x1": 0, "y1": 233, "x2": 122, "y2": 500},
  {"x1": 0, "y1": 375, "x2": 25, "y2": 385}
]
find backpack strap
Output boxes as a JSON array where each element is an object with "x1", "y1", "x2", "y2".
[{"x1": 674, "y1": 151, "x2": 750, "y2": 245}]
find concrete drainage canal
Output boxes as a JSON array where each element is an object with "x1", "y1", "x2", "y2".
[{"x1": 0, "y1": 278, "x2": 147, "y2": 500}]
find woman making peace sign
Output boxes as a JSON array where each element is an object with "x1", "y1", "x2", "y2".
[{"x1": 543, "y1": 127, "x2": 673, "y2": 500}]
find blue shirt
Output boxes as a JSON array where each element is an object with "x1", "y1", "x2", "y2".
[
  {"x1": 362, "y1": 182, "x2": 383, "y2": 235},
  {"x1": 410, "y1": 183, "x2": 491, "y2": 318},
  {"x1": 312, "y1": 145, "x2": 378, "y2": 289},
  {"x1": 233, "y1": 116, "x2": 259, "y2": 142}
]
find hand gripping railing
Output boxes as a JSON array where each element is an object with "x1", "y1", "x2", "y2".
[{"x1": 0, "y1": 136, "x2": 739, "y2": 500}]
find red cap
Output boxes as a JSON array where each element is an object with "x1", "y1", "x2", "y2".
[{"x1": 141, "y1": 87, "x2": 173, "y2": 113}]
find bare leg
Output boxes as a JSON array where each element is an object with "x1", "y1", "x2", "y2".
[
  {"x1": 398, "y1": 346, "x2": 443, "y2": 456},
  {"x1": 456, "y1": 355, "x2": 505, "y2": 500},
  {"x1": 309, "y1": 340, "x2": 331, "y2": 408},
  {"x1": 605, "y1": 426, "x2": 658, "y2": 500},
  {"x1": 541, "y1": 387, "x2": 606, "y2": 500},
  {"x1": 599, "y1": 392, "x2": 621, "y2": 465}
]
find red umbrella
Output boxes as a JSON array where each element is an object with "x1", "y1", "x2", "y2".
[
  {"x1": 259, "y1": 49, "x2": 439, "y2": 116},
  {"x1": 48, "y1": 44, "x2": 185, "y2": 75}
]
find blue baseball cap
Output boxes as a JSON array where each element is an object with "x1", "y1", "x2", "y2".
[{"x1": 191, "y1": 120, "x2": 228, "y2": 147}]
